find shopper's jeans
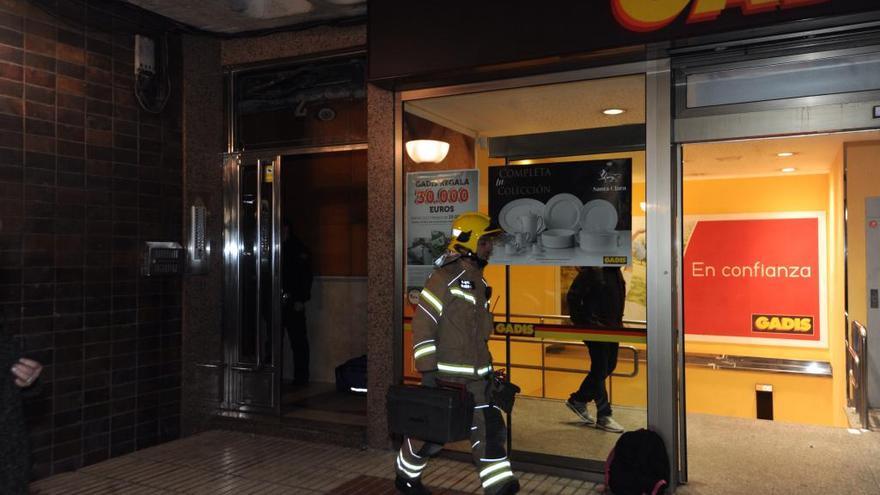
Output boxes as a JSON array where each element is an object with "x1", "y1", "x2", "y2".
[{"x1": 570, "y1": 341, "x2": 619, "y2": 417}]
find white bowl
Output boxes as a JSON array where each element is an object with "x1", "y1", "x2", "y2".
[
  {"x1": 579, "y1": 230, "x2": 622, "y2": 251},
  {"x1": 541, "y1": 229, "x2": 575, "y2": 249}
]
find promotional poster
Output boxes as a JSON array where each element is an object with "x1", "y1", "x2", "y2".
[
  {"x1": 683, "y1": 213, "x2": 826, "y2": 348},
  {"x1": 405, "y1": 169, "x2": 479, "y2": 289},
  {"x1": 488, "y1": 159, "x2": 632, "y2": 267}
]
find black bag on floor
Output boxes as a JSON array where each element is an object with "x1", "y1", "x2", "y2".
[
  {"x1": 386, "y1": 384, "x2": 474, "y2": 444},
  {"x1": 335, "y1": 355, "x2": 367, "y2": 394},
  {"x1": 605, "y1": 428, "x2": 670, "y2": 495}
]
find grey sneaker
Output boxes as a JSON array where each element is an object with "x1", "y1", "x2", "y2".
[
  {"x1": 565, "y1": 399, "x2": 596, "y2": 425},
  {"x1": 596, "y1": 415, "x2": 625, "y2": 433}
]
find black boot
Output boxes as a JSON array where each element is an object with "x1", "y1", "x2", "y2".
[
  {"x1": 495, "y1": 479, "x2": 520, "y2": 495},
  {"x1": 395, "y1": 475, "x2": 431, "y2": 495}
]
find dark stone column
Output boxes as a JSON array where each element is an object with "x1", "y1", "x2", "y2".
[
  {"x1": 366, "y1": 83, "x2": 394, "y2": 449},
  {"x1": 180, "y1": 34, "x2": 225, "y2": 435}
]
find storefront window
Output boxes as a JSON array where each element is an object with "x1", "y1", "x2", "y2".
[
  {"x1": 401, "y1": 74, "x2": 647, "y2": 467},
  {"x1": 681, "y1": 131, "x2": 879, "y2": 428}
]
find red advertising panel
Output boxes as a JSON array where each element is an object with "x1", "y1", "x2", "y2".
[{"x1": 684, "y1": 215, "x2": 825, "y2": 347}]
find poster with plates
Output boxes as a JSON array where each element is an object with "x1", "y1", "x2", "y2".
[
  {"x1": 406, "y1": 169, "x2": 480, "y2": 289},
  {"x1": 488, "y1": 159, "x2": 631, "y2": 267}
]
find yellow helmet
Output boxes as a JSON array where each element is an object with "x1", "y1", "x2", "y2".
[{"x1": 449, "y1": 212, "x2": 501, "y2": 255}]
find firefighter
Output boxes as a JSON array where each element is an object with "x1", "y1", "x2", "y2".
[{"x1": 395, "y1": 212, "x2": 519, "y2": 495}]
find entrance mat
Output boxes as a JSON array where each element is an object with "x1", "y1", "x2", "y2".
[{"x1": 334, "y1": 475, "x2": 473, "y2": 495}]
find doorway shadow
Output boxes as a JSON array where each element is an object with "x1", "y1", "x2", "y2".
[{"x1": 282, "y1": 381, "x2": 367, "y2": 427}]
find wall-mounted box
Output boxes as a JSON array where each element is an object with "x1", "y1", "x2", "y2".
[{"x1": 142, "y1": 241, "x2": 183, "y2": 276}]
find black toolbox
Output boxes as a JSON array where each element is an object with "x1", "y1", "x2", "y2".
[{"x1": 386, "y1": 384, "x2": 474, "y2": 444}]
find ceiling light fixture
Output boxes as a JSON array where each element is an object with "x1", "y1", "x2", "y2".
[
  {"x1": 781, "y1": 167, "x2": 797, "y2": 173},
  {"x1": 405, "y1": 139, "x2": 450, "y2": 164},
  {"x1": 602, "y1": 108, "x2": 625, "y2": 115},
  {"x1": 777, "y1": 152, "x2": 796, "y2": 157}
]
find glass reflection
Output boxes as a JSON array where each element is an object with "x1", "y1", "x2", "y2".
[
  {"x1": 239, "y1": 164, "x2": 258, "y2": 363},
  {"x1": 259, "y1": 161, "x2": 274, "y2": 366}
]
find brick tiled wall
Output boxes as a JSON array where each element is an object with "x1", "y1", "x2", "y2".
[{"x1": 0, "y1": 0, "x2": 183, "y2": 479}]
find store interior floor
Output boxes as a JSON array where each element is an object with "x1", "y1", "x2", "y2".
[
  {"x1": 282, "y1": 381, "x2": 367, "y2": 427},
  {"x1": 497, "y1": 396, "x2": 880, "y2": 494},
  {"x1": 680, "y1": 413, "x2": 880, "y2": 495},
  {"x1": 512, "y1": 397, "x2": 647, "y2": 460}
]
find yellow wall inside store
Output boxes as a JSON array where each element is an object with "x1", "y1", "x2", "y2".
[
  {"x1": 680, "y1": 165, "x2": 847, "y2": 427},
  {"x1": 829, "y1": 147, "x2": 847, "y2": 429},
  {"x1": 685, "y1": 367, "x2": 834, "y2": 423},
  {"x1": 683, "y1": 173, "x2": 830, "y2": 215}
]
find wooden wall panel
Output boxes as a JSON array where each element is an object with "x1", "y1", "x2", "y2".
[{"x1": 282, "y1": 150, "x2": 367, "y2": 276}]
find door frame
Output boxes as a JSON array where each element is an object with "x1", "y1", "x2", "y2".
[
  {"x1": 671, "y1": 43, "x2": 880, "y2": 485},
  {"x1": 395, "y1": 59, "x2": 683, "y2": 486},
  {"x1": 221, "y1": 143, "x2": 369, "y2": 415}
]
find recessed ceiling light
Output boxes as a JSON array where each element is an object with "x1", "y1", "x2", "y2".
[
  {"x1": 777, "y1": 152, "x2": 796, "y2": 157},
  {"x1": 781, "y1": 167, "x2": 797, "y2": 173},
  {"x1": 603, "y1": 108, "x2": 625, "y2": 115}
]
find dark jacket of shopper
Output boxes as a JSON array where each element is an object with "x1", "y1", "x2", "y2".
[{"x1": 566, "y1": 267, "x2": 626, "y2": 328}]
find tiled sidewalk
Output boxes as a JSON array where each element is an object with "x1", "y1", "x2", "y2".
[{"x1": 30, "y1": 430, "x2": 602, "y2": 494}]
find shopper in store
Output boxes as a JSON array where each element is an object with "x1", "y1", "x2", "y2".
[
  {"x1": 564, "y1": 266, "x2": 626, "y2": 433},
  {"x1": 282, "y1": 219, "x2": 314, "y2": 385},
  {"x1": 395, "y1": 212, "x2": 519, "y2": 495}
]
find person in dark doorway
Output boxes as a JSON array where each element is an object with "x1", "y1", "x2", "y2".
[
  {"x1": 282, "y1": 219, "x2": 314, "y2": 385},
  {"x1": 395, "y1": 212, "x2": 519, "y2": 495},
  {"x1": 1, "y1": 314, "x2": 44, "y2": 493},
  {"x1": 1, "y1": 217, "x2": 44, "y2": 493},
  {"x1": 564, "y1": 266, "x2": 626, "y2": 434}
]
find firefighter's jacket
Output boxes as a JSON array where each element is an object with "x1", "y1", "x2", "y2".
[{"x1": 413, "y1": 254, "x2": 494, "y2": 380}]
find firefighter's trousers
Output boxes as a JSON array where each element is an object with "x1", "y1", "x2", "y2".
[{"x1": 395, "y1": 379, "x2": 516, "y2": 494}]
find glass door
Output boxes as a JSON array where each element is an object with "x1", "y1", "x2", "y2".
[
  {"x1": 500, "y1": 151, "x2": 647, "y2": 471},
  {"x1": 222, "y1": 153, "x2": 283, "y2": 414},
  {"x1": 397, "y1": 66, "x2": 678, "y2": 475}
]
